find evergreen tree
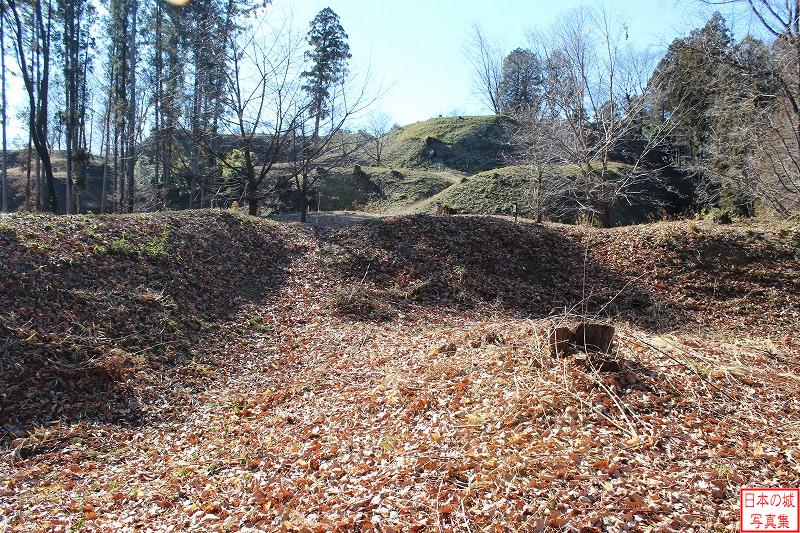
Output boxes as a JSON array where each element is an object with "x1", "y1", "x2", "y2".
[
  {"x1": 651, "y1": 12, "x2": 733, "y2": 161},
  {"x1": 301, "y1": 7, "x2": 351, "y2": 139},
  {"x1": 57, "y1": 0, "x2": 95, "y2": 213},
  {"x1": 498, "y1": 48, "x2": 543, "y2": 114},
  {"x1": 289, "y1": 7, "x2": 356, "y2": 223}
]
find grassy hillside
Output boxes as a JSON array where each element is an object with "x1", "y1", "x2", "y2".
[
  {"x1": 3, "y1": 118, "x2": 696, "y2": 227},
  {"x1": 382, "y1": 115, "x2": 518, "y2": 172},
  {"x1": 432, "y1": 164, "x2": 612, "y2": 219},
  {"x1": 434, "y1": 163, "x2": 693, "y2": 224},
  {"x1": 433, "y1": 165, "x2": 545, "y2": 216},
  {"x1": 265, "y1": 165, "x2": 460, "y2": 214},
  {"x1": 320, "y1": 166, "x2": 459, "y2": 213}
]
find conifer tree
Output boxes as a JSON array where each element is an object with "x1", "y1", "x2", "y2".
[{"x1": 302, "y1": 7, "x2": 351, "y2": 141}]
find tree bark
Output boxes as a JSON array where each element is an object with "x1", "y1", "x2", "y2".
[
  {"x1": 1, "y1": 8, "x2": 7, "y2": 213},
  {"x1": 153, "y1": 0, "x2": 162, "y2": 210},
  {"x1": 101, "y1": 85, "x2": 111, "y2": 213},
  {"x1": 125, "y1": 0, "x2": 137, "y2": 213},
  {"x1": 8, "y1": 0, "x2": 57, "y2": 212},
  {"x1": 299, "y1": 188, "x2": 308, "y2": 223}
]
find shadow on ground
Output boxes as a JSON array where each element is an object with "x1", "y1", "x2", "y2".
[
  {"x1": 0, "y1": 211, "x2": 292, "y2": 444},
  {"x1": 316, "y1": 215, "x2": 686, "y2": 331}
]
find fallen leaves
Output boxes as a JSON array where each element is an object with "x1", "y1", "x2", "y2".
[{"x1": 1, "y1": 213, "x2": 799, "y2": 531}]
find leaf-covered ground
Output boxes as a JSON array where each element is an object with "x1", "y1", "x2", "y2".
[{"x1": 1, "y1": 211, "x2": 799, "y2": 532}]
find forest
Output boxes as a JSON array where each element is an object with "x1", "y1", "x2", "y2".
[
  {"x1": 0, "y1": 0, "x2": 798, "y2": 225},
  {"x1": 1, "y1": 1, "x2": 800, "y2": 531}
]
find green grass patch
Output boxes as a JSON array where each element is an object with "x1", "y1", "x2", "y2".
[
  {"x1": 144, "y1": 226, "x2": 170, "y2": 262},
  {"x1": 277, "y1": 165, "x2": 458, "y2": 214},
  {"x1": 0, "y1": 219, "x2": 16, "y2": 238},
  {"x1": 248, "y1": 314, "x2": 272, "y2": 332},
  {"x1": 382, "y1": 115, "x2": 519, "y2": 172},
  {"x1": 109, "y1": 235, "x2": 137, "y2": 256},
  {"x1": 391, "y1": 115, "x2": 508, "y2": 145},
  {"x1": 434, "y1": 163, "x2": 629, "y2": 219}
]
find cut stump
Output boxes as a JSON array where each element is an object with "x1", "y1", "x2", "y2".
[
  {"x1": 549, "y1": 326, "x2": 576, "y2": 357},
  {"x1": 549, "y1": 322, "x2": 615, "y2": 358},
  {"x1": 574, "y1": 323, "x2": 615, "y2": 354}
]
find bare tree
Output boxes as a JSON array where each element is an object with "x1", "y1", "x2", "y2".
[
  {"x1": 1, "y1": 1, "x2": 7, "y2": 213},
  {"x1": 507, "y1": 106, "x2": 561, "y2": 223},
  {"x1": 361, "y1": 109, "x2": 391, "y2": 166},
  {"x1": 527, "y1": 7, "x2": 681, "y2": 226},
  {"x1": 463, "y1": 23, "x2": 503, "y2": 115},
  {"x1": 219, "y1": 26, "x2": 305, "y2": 216},
  {"x1": 182, "y1": 21, "x2": 309, "y2": 216}
]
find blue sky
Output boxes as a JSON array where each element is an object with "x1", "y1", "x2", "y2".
[{"x1": 267, "y1": 0, "x2": 750, "y2": 127}]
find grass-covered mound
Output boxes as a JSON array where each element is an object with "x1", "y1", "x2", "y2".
[
  {"x1": 433, "y1": 163, "x2": 693, "y2": 225},
  {"x1": 431, "y1": 165, "x2": 546, "y2": 217},
  {"x1": 263, "y1": 165, "x2": 459, "y2": 215},
  {"x1": 318, "y1": 166, "x2": 457, "y2": 213},
  {"x1": 382, "y1": 115, "x2": 518, "y2": 172}
]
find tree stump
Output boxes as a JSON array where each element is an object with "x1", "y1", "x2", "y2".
[
  {"x1": 574, "y1": 323, "x2": 615, "y2": 354},
  {"x1": 548, "y1": 322, "x2": 615, "y2": 357},
  {"x1": 549, "y1": 326, "x2": 575, "y2": 357}
]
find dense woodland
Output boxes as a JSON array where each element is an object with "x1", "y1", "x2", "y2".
[{"x1": 0, "y1": 0, "x2": 799, "y2": 225}]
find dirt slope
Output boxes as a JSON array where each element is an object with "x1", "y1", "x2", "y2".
[
  {"x1": 321, "y1": 216, "x2": 800, "y2": 336},
  {"x1": 0, "y1": 211, "x2": 292, "y2": 436},
  {"x1": 1, "y1": 212, "x2": 799, "y2": 532}
]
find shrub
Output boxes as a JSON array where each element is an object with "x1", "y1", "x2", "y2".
[
  {"x1": 0, "y1": 220, "x2": 16, "y2": 238},
  {"x1": 109, "y1": 235, "x2": 137, "y2": 256},
  {"x1": 702, "y1": 208, "x2": 733, "y2": 224}
]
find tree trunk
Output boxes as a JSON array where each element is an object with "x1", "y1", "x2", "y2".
[
  {"x1": 1, "y1": 8, "x2": 7, "y2": 214},
  {"x1": 299, "y1": 192, "x2": 308, "y2": 223},
  {"x1": 25, "y1": 140, "x2": 32, "y2": 211},
  {"x1": 153, "y1": 0, "x2": 162, "y2": 210},
  {"x1": 101, "y1": 94, "x2": 111, "y2": 213},
  {"x1": 244, "y1": 176, "x2": 258, "y2": 216},
  {"x1": 119, "y1": 135, "x2": 125, "y2": 212},
  {"x1": 113, "y1": 127, "x2": 119, "y2": 212},
  {"x1": 63, "y1": 0, "x2": 78, "y2": 214},
  {"x1": 101, "y1": 49, "x2": 113, "y2": 213},
  {"x1": 190, "y1": 55, "x2": 201, "y2": 208},
  {"x1": 536, "y1": 169, "x2": 543, "y2": 223},
  {"x1": 33, "y1": 8, "x2": 41, "y2": 211},
  {"x1": 65, "y1": 67, "x2": 73, "y2": 214},
  {"x1": 35, "y1": 152, "x2": 40, "y2": 211},
  {"x1": 125, "y1": 0, "x2": 137, "y2": 214},
  {"x1": 8, "y1": 0, "x2": 57, "y2": 212}
]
